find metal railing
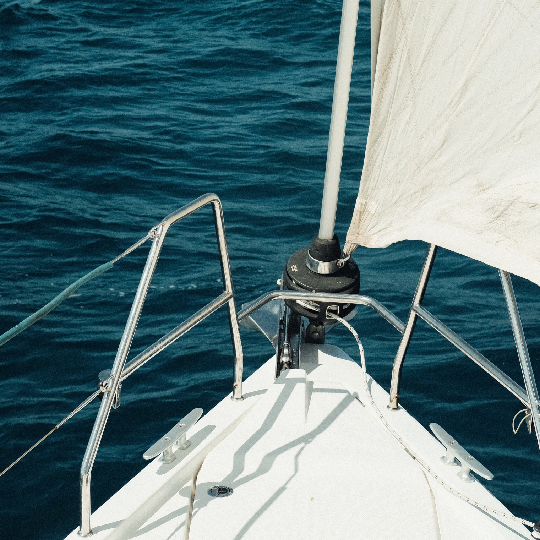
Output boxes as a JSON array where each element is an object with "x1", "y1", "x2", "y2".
[
  {"x1": 388, "y1": 244, "x2": 540, "y2": 450},
  {"x1": 237, "y1": 290, "x2": 406, "y2": 334},
  {"x1": 78, "y1": 193, "x2": 243, "y2": 537},
  {"x1": 76, "y1": 214, "x2": 540, "y2": 535}
]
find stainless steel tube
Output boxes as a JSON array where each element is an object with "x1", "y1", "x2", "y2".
[
  {"x1": 237, "y1": 290, "x2": 405, "y2": 334},
  {"x1": 78, "y1": 194, "x2": 244, "y2": 535},
  {"x1": 157, "y1": 193, "x2": 220, "y2": 228},
  {"x1": 79, "y1": 472, "x2": 91, "y2": 538},
  {"x1": 156, "y1": 193, "x2": 244, "y2": 398},
  {"x1": 499, "y1": 270, "x2": 540, "y2": 450},
  {"x1": 414, "y1": 304, "x2": 535, "y2": 409},
  {"x1": 79, "y1": 226, "x2": 166, "y2": 537},
  {"x1": 121, "y1": 291, "x2": 233, "y2": 382},
  {"x1": 160, "y1": 193, "x2": 244, "y2": 398},
  {"x1": 388, "y1": 244, "x2": 437, "y2": 409},
  {"x1": 211, "y1": 199, "x2": 244, "y2": 400}
]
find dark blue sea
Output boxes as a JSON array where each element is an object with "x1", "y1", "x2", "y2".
[{"x1": 1, "y1": 0, "x2": 538, "y2": 538}]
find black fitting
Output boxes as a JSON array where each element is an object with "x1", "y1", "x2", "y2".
[
  {"x1": 282, "y1": 237, "x2": 360, "y2": 326},
  {"x1": 308, "y1": 234, "x2": 342, "y2": 262},
  {"x1": 305, "y1": 323, "x2": 325, "y2": 344}
]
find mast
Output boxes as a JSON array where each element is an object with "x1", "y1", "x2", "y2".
[
  {"x1": 279, "y1": 0, "x2": 361, "y2": 353},
  {"x1": 318, "y1": 0, "x2": 360, "y2": 242}
]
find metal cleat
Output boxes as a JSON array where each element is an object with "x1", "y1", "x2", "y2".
[
  {"x1": 430, "y1": 423, "x2": 494, "y2": 482},
  {"x1": 143, "y1": 408, "x2": 203, "y2": 464}
]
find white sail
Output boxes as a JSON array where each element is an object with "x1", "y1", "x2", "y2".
[{"x1": 345, "y1": 0, "x2": 540, "y2": 286}]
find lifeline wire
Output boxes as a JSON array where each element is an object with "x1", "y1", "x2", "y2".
[
  {"x1": 111, "y1": 230, "x2": 155, "y2": 264},
  {"x1": 0, "y1": 390, "x2": 101, "y2": 479},
  {"x1": 0, "y1": 229, "x2": 156, "y2": 478},
  {"x1": 0, "y1": 230, "x2": 154, "y2": 349},
  {"x1": 327, "y1": 312, "x2": 535, "y2": 532}
]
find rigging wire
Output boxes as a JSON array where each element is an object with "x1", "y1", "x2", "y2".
[
  {"x1": 0, "y1": 229, "x2": 155, "y2": 349},
  {"x1": 0, "y1": 229, "x2": 156, "y2": 478},
  {"x1": 0, "y1": 390, "x2": 101, "y2": 479}
]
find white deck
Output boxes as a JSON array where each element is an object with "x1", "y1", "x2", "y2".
[{"x1": 65, "y1": 344, "x2": 530, "y2": 540}]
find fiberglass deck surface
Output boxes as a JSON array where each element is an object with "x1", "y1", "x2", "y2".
[
  {"x1": 188, "y1": 359, "x2": 438, "y2": 539},
  {"x1": 67, "y1": 345, "x2": 530, "y2": 540}
]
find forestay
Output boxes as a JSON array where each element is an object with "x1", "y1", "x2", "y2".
[{"x1": 345, "y1": 0, "x2": 540, "y2": 286}]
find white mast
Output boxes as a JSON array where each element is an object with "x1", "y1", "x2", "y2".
[{"x1": 318, "y1": 0, "x2": 360, "y2": 241}]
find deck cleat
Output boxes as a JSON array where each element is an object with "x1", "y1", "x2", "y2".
[
  {"x1": 143, "y1": 408, "x2": 203, "y2": 464},
  {"x1": 430, "y1": 423, "x2": 494, "y2": 483}
]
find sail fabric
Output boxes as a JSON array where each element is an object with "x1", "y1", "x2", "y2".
[
  {"x1": 345, "y1": 0, "x2": 540, "y2": 286},
  {"x1": 370, "y1": 0, "x2": 386, "y2": 95}
]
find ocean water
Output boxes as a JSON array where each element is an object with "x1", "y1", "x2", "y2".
[{"x1": 0, "y1": 0, "x2": 538, "y2": 538}]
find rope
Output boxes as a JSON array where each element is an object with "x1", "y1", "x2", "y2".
[
  {"x1": 0, "y1": 230, "x2": 155, "y2": 348},
  {"x1": 111, "y1": 229, "x2": 156, "y2": 264},
  {"x1": 0, "y1": 262, "x2": 113, "y2": 347},
  {"x1": 513, "y1": 408, "x2": 533, "y2": 434},
  {"x1": 0, "y1": 229, "x2": 157, "y2": 477},
  {"x1": 327, "y1": 312, "x2": 535, "y2": 532},
  {"x1": 0, "y1": 390, "x2": 101, "y2": 479}
]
